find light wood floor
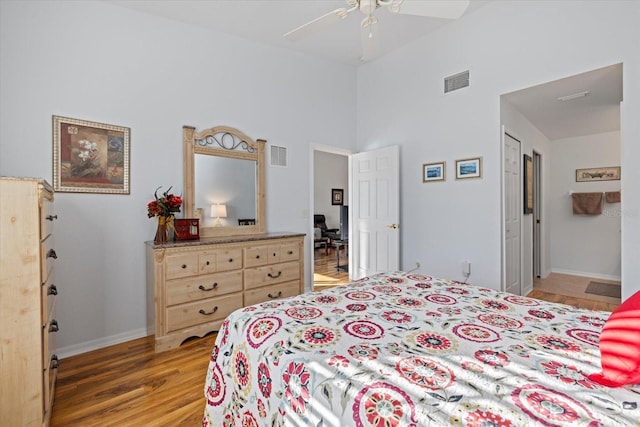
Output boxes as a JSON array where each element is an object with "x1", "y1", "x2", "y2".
[
  {"x1": 313, "y1": 245, "x2": 350, "y2": 290},
  {"x1": 51, "y1": 268, "x2": 617, "y2": 426}
]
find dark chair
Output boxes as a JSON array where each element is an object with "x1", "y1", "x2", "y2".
[{"x1": 314, "y1": 214, "x2": 340, "y2": 241}]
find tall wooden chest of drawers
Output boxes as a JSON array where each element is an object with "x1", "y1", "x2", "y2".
[
  {"x1": 146, "y1": 232, "x2": 305, "y2": 352},
  {"x1": 0, "y1": 177, "x2": 59, "y2": 426}
]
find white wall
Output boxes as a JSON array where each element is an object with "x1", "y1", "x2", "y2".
[
  {"x1": 550, "y1": 132, "x2": 621, "y2": 280},
  {"x1": 314, "y1": 151, "x2": 349, "y2": 230},
  {"x1": 0, "y1": 0, "x2": 356, "y2": 356},
  {"x1": 357, "y1": 0, "x2": 640, "y2": 299}
]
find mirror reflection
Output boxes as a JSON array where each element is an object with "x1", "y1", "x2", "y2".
[{"x1": 194, "y1": 155, "x2": 256, "y2": 228}]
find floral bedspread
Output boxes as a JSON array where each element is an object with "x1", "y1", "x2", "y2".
[{"x1": 203, "y1": 272, "x2": 640, "y2": 426}]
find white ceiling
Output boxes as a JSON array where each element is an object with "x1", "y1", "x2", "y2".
[{"x1": 104, "y1": 0, "x2": 622, "y2": 140}]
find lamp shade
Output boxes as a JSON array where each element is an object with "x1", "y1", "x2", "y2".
[{"x1": 210, "y1": 204, "x2": 228, "y2": 218}]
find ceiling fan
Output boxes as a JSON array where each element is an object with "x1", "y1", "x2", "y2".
[{"x1": 283, "y1": 0, "x2": 470, "y2": 61}]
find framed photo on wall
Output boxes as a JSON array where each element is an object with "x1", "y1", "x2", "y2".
[
  {"x1": 332, "y1": 188, "x2": 344, "y2": 205},
  {"x1": 423, "y1": 161, "x2": 445, "y2": 182},
  {"x1": 575, "y1": 166, "x2": 620, "y2": 182},
  {"x1": 455, "y1": 157, "x2": 482, "y2": 179},
  {"x1": 523, "y1": 154, "x2": 533, "y2": 214},
  {"x1": 52, "y1": 115, "x2": 130, "y2": 194}
]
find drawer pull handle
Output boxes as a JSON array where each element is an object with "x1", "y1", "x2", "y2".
[
  {"x1": 198, "y1": 283, "x2": 218, "y2": 291},
  {"x1": 268, "y1": 271, "x2": 282, "y2": 279},
  {"x1": 199, "y1": 307, "x2": 219, "y2": 316},
  {"x1": 268, "y1": 291, "x2": 282, "y2": 299},
  {"x1": 47, "y1": 249, "x2": 58, "y2": 259},
  {"x1": 228, "y1": 258, "x2": 234, "y2": 263},
  {"x1": 288, "y1": 250, "x2": 293, "y2": 255},
  {"x1": 51, "y1": 355, "x2": 59, "y2": 369},
  {"x1": 255, "y1": 255, "x2": 260, "y2": 259},
  {"x1": 48, "y1": 284, "x2": 58, "y2": 295},
  {"x1": 46, "y1": 214, "x2": 58, "y2": 221},
  {"x1": 206, "y1": 261, "x2": 210, "y2": 266},
  {"x1": 49, "y1": 320, "x2": 59, "y2": 333},
  {"x1": 181, "y1": 264, "x2": 187, "y2": 269},
  {"x1": 273, "y1": 253, "x2": 276, "y2": 256}
]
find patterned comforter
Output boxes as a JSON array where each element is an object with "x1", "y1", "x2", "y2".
[{"x1": 203, "y1": 272, "x2": 640, "y2": 426}]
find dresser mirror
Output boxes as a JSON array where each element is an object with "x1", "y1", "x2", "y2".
[{"x1": 183, "y1": 125, "x2": 265, "y2": 237}]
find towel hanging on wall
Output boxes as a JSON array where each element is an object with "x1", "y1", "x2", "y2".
[
  {"x1": 605, "y1": 191, "x2": 621, "y2": 203},
  {"x1": 572, "y1": 192, "x2": 603, "y2": 215}
]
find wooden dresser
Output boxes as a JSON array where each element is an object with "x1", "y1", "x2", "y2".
[
  {"x1": 0, "y1": 177, "x2": 59, "y2": 426},
  {"x1": 146, "y1": 232, "x2": 304, "y2": 352}
]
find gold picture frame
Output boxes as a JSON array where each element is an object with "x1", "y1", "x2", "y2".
[
  {"x1": 455, "y1": 157, "x2": 482, "y2": 180},
  {"x1": 576, "y1": 166, "x2": 620, "y2": 182},
  {"x1": 423, "y1": 161, "x2": 445, "y2": 182},
  {"x1": 524, "y1": 154, "x2": 533, "y2": 214},
  {"x1": 53, "y1": 115, "x2": 130, "y2": 194}
]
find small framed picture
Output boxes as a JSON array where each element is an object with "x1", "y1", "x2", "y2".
[
  {"x1": 423, "y1": 162, "x2": 445, "y2": 182},
  {"x1": 332, "y1": 188, "x2": 344, "y2": 205},
  {"x1": 455, "y1": 157, "x2": 482, "y2": 180},
  {"x1": 523, "y1": 154, "x2": 533, "y2": 214},
  {"x1": 575, "y1": 166, "x2": 620, "y2": 182},
  {"x1": 52, "y1": 115, "x2": 130, "y2": 194}
]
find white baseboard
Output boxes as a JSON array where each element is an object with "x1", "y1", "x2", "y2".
[
  {"x1": 550, "y1": 268, "x2": 621, "y2": 282},
  {"x1": 56, "y1": 328, "x2": 149, "y2": 359}
]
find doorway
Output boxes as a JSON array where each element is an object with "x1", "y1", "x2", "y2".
[{"x1": 502, "y1": 130, "x2": 522, "y2": 295}]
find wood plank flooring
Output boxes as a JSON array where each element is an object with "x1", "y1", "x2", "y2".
[{"x1": 51, "y1": 267, "x2": 617, "y2": 426}]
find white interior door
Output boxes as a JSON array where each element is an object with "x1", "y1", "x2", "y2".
[
  {"x1": 503, "y1": 132, "x2": 522, "y2": 295},
  {"x1": 351, "y1": 145, "x2": 400, "y2": 279}
]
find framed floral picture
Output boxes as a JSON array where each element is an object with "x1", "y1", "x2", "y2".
[{"x1": 52, "y1": 115, "x2": 130, "y2": 194}]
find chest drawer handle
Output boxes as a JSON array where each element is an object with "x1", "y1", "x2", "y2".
[
  {"x1": 47, "y1": 249, "x2": 58, "y2": 259},
  {"x1": 268, "y1": 291, "x2": 282, "y2": 299},
  {"x1": 181, "y1": 264, "x2": 187, "y2": 269},
  {"x1": 49, "y1": 320, "x2": 59, "y2": 333},
  {"x1": 267, "y1": 271, "x2": 282, "y2": 279},
  {"x1": 273, "y1": 252, "x2": 276, "y2": 257},
  {"x1": 199, "y1": 307, "x2": 219, "y2": 316},
  {"x1": 255, "y1": 255, "x2": 260, "y2": 259},
  {"x1": 48, "y1": 284, "x2": 58, "y2": 295},
  {"x1": 51, "y1": 355, "x2": 59, "y2": 369},
  {"x1": 46, "y1": 214, "x2": 58, "y2": 221},
  {"x1": 206, "y1": 261, "x2": 210, "y2": 266},
  {"x1": 288, "y1": 250, "x2": 293, "y2": 255},
  {"x1": 228, "y1": 258, "x2": 234, "y2": 263},
  {"x1": 198, "y1": 283, "x2": 218, "y2": 292}
]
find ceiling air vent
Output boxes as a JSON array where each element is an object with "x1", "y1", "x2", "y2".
[
  {"x1": 444, "y1": 70, "x2": 470, "y2": 93},
  {"x1": 270, "y1": 145, "x2": 287, "y2": 167}
]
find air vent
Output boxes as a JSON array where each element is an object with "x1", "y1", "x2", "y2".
[
  {"x1": 270, "y1": 145, "x2": 287, "y2": 167},
  {"x1": 444, "y1": 70, "x2": 470, "y2": 93}
]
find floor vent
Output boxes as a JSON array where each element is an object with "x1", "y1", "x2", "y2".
[
  {"x1": 270, "y1": 145, "x2": 287, "y2": 167},
  {"x1": 444, "y1": 70, "x2": 470, "y2": 93}
]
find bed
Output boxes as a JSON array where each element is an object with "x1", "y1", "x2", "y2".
[{"x1": 202, "y1": 272, "x2": 640, "y2": 426}]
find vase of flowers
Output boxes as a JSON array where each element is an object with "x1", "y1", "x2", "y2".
[{"x1": 147, "y1": 186, "x2": 182, "y2": 244}]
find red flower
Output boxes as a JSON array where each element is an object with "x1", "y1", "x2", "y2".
[{"x1": 147, "y1": 186, "x2": 182, "y2": 218}]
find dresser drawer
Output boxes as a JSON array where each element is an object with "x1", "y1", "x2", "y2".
[
  {"x1": 213, "y1": 248, "x2": 243, "y2": 272},
  {"x1": 42, "y1": 275, "x2": 57, "y2": 325},
  {"x1": 165, "y1": 253, "x2": 199, "y2": 279},
  {"x1": 40, "y1": 196, "x2": 55, "y2": 239},
  {"x1": 166, "y1": 294, "x2": 243, "y2": 332},
  {"x1": 40, "y1": 235, "x2": 56, "y2": 283},
  {"x1": 166, "y1": 270, "x2": 243, "y2": 306},
  {"x1": 244, "y1": 261, "x2": 300, "y2": 290},
  {"x1": 244, "y1": 280, "x2": 300, "y2": 306},
  {"x1": 244, "y1": 245, "x2": 269, "y2": 268},
  {"x1": 268, "y1": 242, "x2": 300, "y2": 264}
]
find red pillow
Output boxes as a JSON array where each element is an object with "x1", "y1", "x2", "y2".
[{"x1": 588, "y1": 290, "x2": 640, "y2": 387}]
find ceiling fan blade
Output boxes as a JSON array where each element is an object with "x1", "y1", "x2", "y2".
[
  {"x1": 283, "y1": 6, "x2": 355, "y2": 41},
  {"x1": 388, "y1": 0, "x2": 470, "y2": 20}
]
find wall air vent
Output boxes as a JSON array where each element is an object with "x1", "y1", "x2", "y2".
[
  {"x1": 270, "y1": 145, "x2": 287, "y2": 167},
  {"x1": 444, "y1": 70, "x2": 470, "y2": 93}
]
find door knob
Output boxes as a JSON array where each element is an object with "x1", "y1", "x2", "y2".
[{"x1": 387, "y1": 224, "x2": 399, "y2": 229}]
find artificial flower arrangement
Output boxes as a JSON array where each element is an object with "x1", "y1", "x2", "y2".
[{"x1": 148, "y1": 186, "x2": 182, "y2": 243}]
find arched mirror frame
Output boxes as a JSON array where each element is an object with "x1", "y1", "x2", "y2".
[{"x1": 183, "y1": 125, "x2": 266, "y2": 237}]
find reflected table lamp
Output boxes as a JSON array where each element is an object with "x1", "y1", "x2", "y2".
[{"x1": 210, "y1": 203, "x2": 227, "y2": 227}]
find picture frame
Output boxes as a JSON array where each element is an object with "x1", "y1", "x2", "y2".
[
  {"x1": 332, "y1": 188, "x2": 344, "y2": 205},
  {"x1": 52, "y1": 115, "x2": 130, "y2": 194},
  {"x1": 455, "y1": 157, "x2": 482, "y2": 179},
  {"x1": 423, "y1": 161, "x2": 445, "y2": 182},
  {"x1": 523, "y1": 154, "x2": 533, "y2": 214},
  {"x1": 576, "y1": 166, "x2": 620, "y2": 182}
]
